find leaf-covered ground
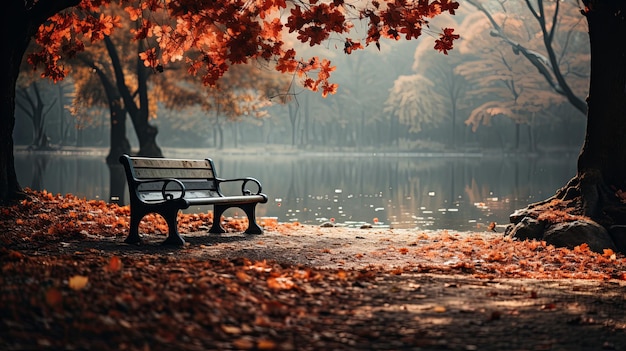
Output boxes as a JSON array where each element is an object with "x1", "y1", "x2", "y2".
[{"x1": 1, "y1": 190, "x2": 626, "y2": 350}]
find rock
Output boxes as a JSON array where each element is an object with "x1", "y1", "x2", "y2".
[
  {"x1": 543, "y1": 220, "x2": 617, "y2": 253},
  {"x1": 505, "y1": 217, "x2": 545, "y2": 241},
  {"x1": 509, "y1": 207, "x2": 541, "y2": 224},
  {"x1": 509, "y1": 208, "x2": 531, "y2": 224},
  {"x1": 319, "y1": 222, "x2": 335, "y2": 228}
]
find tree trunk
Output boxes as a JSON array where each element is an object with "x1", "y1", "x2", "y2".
[
  {"x1": 104, "y1": 36, "x2": 162, "y2": 157},
  {"x1": 289, "y1": 103, "x2": 298, "y2": 146},
  {"x1": 233, "y1": 123, "x2": 239, "y2": 148},
  {"x1": 0, "y1": 37, "x2": 24, "y2": 202},
  {"x1": 1, "y1": 0, "x2": 81, "y2": 203},
  {"x1": 508, "y1": 1, "x2": 626, "y2": 252},
  {"x1": 102, "y1": 85, "x2": 131, "y2": 165},
  {"x1": 17, "y1": 82, "x2": 54, "y2": 150},
  {"x1": 132, "y1": 50, "x2": 162, "y2": 157},
  {"x1": 80, "y1": 57, "x2": 132, "y2": 165},
  {"x1": 217, "y1": 124, "x2": 224, "y2": 150},
  {"x1": 574, "y1": 2, "x2": 626, "y2": 221}
]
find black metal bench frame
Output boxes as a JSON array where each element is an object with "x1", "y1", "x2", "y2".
[{"x1": 119, "y1": 154, "x2": 268, "y2": 245}]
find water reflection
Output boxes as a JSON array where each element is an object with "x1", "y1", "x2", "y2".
[{"x1": 15, "y1": 151, "x2": 578, "y2": 231}]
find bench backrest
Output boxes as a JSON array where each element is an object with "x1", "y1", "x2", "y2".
[{"x1": 120, "y1": 155, "x2": 222, "y2": 202}]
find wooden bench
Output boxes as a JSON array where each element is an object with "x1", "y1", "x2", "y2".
[{"x1": 119, "y1": 154, "x2": 268, "y2": 245}]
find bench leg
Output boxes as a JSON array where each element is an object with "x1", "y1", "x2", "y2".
[
  {"x1": 209, "y1": 205, "x2": 227, "y2": 234},
  {"x1": 125, "y1": 209, "x2": 144, "y2": 245},
  {"x1": 241, "y1": 203, "x2": 263, "y2": 235},
  {"x1": 161, "y1": 208, "x2": 185, "y2": 246}
]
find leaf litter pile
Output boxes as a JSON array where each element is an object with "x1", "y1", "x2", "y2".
[{"x1": 2, "y1": 190, "x2": 626, "y2": 350}]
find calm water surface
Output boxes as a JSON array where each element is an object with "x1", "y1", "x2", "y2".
[{"x1": 15, "y1": 150, "x2": 578, "y2": 232}]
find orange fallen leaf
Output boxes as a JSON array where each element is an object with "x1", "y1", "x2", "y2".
[
  {"x1": 107, "y1": 256, "x2": 123, "y2": 272},
  {"x1": 68, "y1": 275, "x2": 89, "y2": 290},
  {"x1": 233, "y1": 337, "x2": 254, "y2": 349},
  {"x1": 221, "y1": 325, "x2": 242, "y2": 334},
  {"x1": 434, "y1": 305, "x2": 446, "y2": 313},
  {"x1": 267, "y1": 276, "x2": 295, "y2": 290},
  {"x1": 602, "y1": 248, "x2": 616, "y2": 259},
  {"x1": 236, "y1": 270, "x2": 253, "y2": 283},
  {"x1": 257, "y1": 339, "x2": 277, "y2": 350}
]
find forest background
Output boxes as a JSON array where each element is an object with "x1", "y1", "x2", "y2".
[{"x1": 12, "y1": 0, "x2": 589, "y2": 156}]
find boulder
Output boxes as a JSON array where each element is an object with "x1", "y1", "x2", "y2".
[
  {"x1": 505, "y1": 216, "x2": 545, "y2": 241},
  {"x1": 543, "y1": 220, "x2": 617, "y2": 253}
]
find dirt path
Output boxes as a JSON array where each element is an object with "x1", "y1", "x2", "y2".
[
  {"x1": 44, "y1": 225, "x2": 626, "y2": 351},
  {"x1": 79, "y1": 225, "x2": 494, "y2": 269}
]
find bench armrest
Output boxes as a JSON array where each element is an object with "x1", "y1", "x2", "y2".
[
  {"x1": 135, "y1": 178, "x2": 186, "y2": 200},
  {"x1": 217, "y1": 177, "x2": 263, "y2": 196}
]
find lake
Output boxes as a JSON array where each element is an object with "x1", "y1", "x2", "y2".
[{"x1": 14, "y1": 149, "x2": 579, "y2": 232}]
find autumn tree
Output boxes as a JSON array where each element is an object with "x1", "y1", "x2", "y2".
[
  {"x1": 386, "y1": 13, "x2": 469, "y2": 149},
  {"x1": 455, "y1": 11, "x2": 572, "y2": 151},
  {"x1": 15, "y1": 78, "x2": 56, "y2": 151},
  {"x1": 458, "y1": 1, "x2": 588, "y2": 150},
  {"x1": 465, "y1": 0, "x2": 589, "y2": 116},
  {"x1": 385, "y1": 74, "x2": 443, "y2": 135},
  {"x1": 1, "y1": 0, "x2": 459, "y2": 202}
]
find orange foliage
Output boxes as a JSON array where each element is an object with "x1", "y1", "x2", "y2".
[
  {"x1": 0, "y1": 189, "x2": 265, "y2": 246},
  {"x1": 29, "y1": 0, "x2": 458, "y2": 95},
  {"x1": 413, "y1": 233, "x2": 626, "y2": 280}
]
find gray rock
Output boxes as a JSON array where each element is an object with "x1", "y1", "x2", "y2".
[
  {"x1": 543, "y1": 220, "x2": 617, "y2": 253},
  {"x1": 506, "y1": 217, "x2": 545, "y2": 241}
]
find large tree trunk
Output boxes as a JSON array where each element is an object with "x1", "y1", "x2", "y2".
[
  {"x1": 0, "y1": 5, "x2": 29, "y2": 202},
  {"x1": 575, "y1": 1, "x2": 626, "y2": 216},
  {"x1": 80, "y1": 57, "x2": 132, "y2": 165},
  {"x1": 131, "y1": 48, "x2": 162, "y2": 157},
  {"x1": 0, "y1": 0, "x2": 81, "y2": 203},
  {"x1": 104, "y1": 36, "x2": 162, "y2": 157},
  {"x1": 507, "y1": 1, "x2": 626, "y2": 253}
]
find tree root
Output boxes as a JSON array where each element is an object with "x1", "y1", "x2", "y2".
[{"x1": 507, "y1": 171, "x2": 626, "y2": 253}]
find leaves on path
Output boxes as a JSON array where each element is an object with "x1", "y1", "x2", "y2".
[{"x1": 1, "y1": 189, "x2": 626, "y2": 350}]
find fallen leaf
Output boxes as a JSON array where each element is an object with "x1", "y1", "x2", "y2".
[
  {"x1": 233, "y1": 337, "x2": 254, "y2": 349},
  {"x1": 68, "y1": 275, "x2": 89, "y2": 290},
  {"x1": 221, "y1": 325, "x2": 242, "y2": 334},
  {"x1": 45, "y1": 287, "x2": 63, "y2": 307},
  {"x1": 237, "y1": 270, "x2": 253, "y2": 283},
  {"x1": 107, "y1": 256, "x2": 123, "y2": 272},
  {"x1": 257, "y1": 339, "x2": 277, "y2": 350},
  {"x1": 267, "y1": 276, "x2": 295, "y2": 290}
]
